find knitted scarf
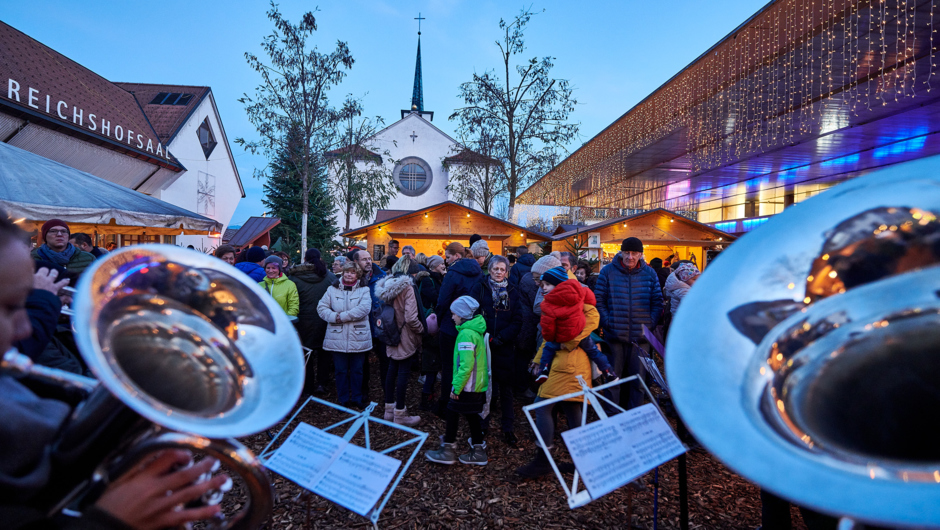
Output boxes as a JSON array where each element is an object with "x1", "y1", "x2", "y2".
[
  {"x1": 36, "y1": 243, "x2": 76, "y2": 267},
  {"x1": 488, "y1": 276, "x2": 509, "y2": 311}
]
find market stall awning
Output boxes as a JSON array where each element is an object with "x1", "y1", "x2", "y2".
[{"x1": 0, "y1": 142, "x2": 221, "y2": 235}]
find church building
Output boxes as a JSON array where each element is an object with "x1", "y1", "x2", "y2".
[{"x1": 329, "y1": 23, "x2": 484, "y2": 235}]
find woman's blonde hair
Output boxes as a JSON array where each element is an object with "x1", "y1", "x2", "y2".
[
  {"x1": 341, "y1": 260, "x2": 363, "y2": 278},
  {"x1": 415, "y1": 252, "x2": 427, "y2": 265},
  {"x1": 392, "y1": 254, "x2": 412, "y2": 275}
]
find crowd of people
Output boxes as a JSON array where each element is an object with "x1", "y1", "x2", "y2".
[{"x1": 1, "y1": 214, "x2": 713, "y2": 528}]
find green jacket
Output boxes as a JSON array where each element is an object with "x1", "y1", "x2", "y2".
[
  {"x1": 30, "y1": 246, "x2": 95, "y2": 275},
  {"x1": 452, "y1": 314, "x2": 489, "y2": 395},
  {"x1": 259, "y1": 275, "x2": 300, "y2": 317}
]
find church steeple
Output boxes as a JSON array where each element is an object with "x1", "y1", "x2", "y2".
[
  {"x1": 401, "y1": 13, "x2": 433, "y2": 121},
  {"x1": 411, "y1": 36, "x2": 424, "y2": 112}
]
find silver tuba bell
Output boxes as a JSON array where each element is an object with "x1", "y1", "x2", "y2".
[
  {"x1": 666, "y1": 156, "x2": 940, "y2": 528},
  {"x1": 4, "y1": 244, "x2": 304, "y2": 528}
]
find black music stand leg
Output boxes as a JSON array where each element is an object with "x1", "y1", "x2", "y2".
[{"x1": 677, "y1": 419, "x2": 690, "y2": 530}]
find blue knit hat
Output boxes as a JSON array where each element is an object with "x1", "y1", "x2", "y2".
[
  {"x1": 246, "y1": 246, "x2": 266, "y2": 263},
  {"x1": 540, "y1": 266, "x2": 568, "y2": 286}
]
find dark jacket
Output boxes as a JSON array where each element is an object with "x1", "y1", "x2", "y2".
[
  {"x1": 435, "y1": 258, "x2": 484, "y2": 337},
  {"x1": 595, "y1": 256, "x2": 664, "y2": 343},
  {"x1": 364, "y1": 262, "x2": 386, "y2": 300},
  {"x1": 508, "y1": 253, "x2": 536, "y2": 287},
  {"x1": 654, "y1": 267, "x2": 670, "y2": 289},
  {"x1": 288, "y1": 264, "x2": 332, "y2": 350},
  {"x1": 235, "y1": 261, "x2": 266, "y2": 282},
  {"x1": 479, "y1": 277, "x2": 522, "y2": 381},
  {"x1": 14, "y1": 289, "x2": 61, "y2": 361},
  {"x1": 516, "y1": 271, "x2": 540, "y2": 356},
  {"x1": 415, "y1": 270, "x2": 441, "y2": 313},
  {"x1": 30, "y1": 246, "x2": 95, "y2": 276}
]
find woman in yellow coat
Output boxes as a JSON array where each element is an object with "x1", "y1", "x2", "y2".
[
  {"x1": 515, "y1": 285, "x2": 598, "y2": 478},
  {"x1": 259, "y1": 255, "x2": 299, "y2": 317}
]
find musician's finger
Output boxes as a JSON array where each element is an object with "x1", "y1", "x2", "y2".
[
  {"x1": 132, "y1": 449, "x2": 192, "y2": 481},
  {"x1": 158, "y1": 457, "x2": 218, "y2": 492},
  {"x1": 161, "y1": 473, "x2": 229, "y2": 511},
  {"x1": 157, "y1": 502, "x2": 222, "y2": 529}
]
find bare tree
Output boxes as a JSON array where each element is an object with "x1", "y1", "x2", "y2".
[
  {"x1": 443, "y1": 126, "x2": 506, "y2": 216},
  {"x1": 237, "y1": 2, "x2": 353, "y2": 255},
  {"x1": 326, "y1": 99, "x2": 398, "y2": 233},
  {"x1": 450, "y1": 7, "x2": 579, "y2": 220}
]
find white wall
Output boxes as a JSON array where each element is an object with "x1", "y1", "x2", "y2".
[
  {"x1": 155, "y1": 92, "x2": 242, "y2": 251},
  {"x1": 334, "y1": 113, "x2": 464, "y2": 231}
]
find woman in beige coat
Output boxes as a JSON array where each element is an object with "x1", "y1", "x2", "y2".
[
  {"x1": 317, "y1": 260, "x2": 372, "y2": 408},
  {"x1": 375, "y1": 255, "x2": 425, "y2": 425}
]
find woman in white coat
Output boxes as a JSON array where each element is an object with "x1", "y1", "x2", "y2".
[{"x1": 317, "y1": 260, "x2": 372, "y2": 408}]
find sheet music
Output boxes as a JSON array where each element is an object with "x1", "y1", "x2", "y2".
[
  {"x1": 562, "y1": 403, "x2": 685, "y2": 499},
  {"x1": 313, "y1": 443, "x2": 402, "y2": 517},
  {"x1": 638, "y1": 354, "x2": 669, "y2": 394},
  {"x1": 263, "y1": 422, "x2": 346, "y2": 490}
]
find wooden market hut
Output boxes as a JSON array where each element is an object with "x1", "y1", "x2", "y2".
[
  {"x1": 341, "y1": 201, "x2": 551, "y2": 261},
  {"x1": 552, "y1": 209, "x2": 736, "y2": 271}
]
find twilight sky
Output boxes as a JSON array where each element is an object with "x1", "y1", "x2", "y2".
[{"x1": 3, "y1": 0, "x2": 769, "y2": 226}]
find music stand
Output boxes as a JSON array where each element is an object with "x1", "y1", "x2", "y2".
[
  {"x1": 522, "y1": 375, "x2": 685, "y2": 517},
  {"x1": 259, "y1": 396, "x2": 428, "y2": 530}
]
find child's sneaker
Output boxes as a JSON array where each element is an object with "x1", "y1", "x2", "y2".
[
  {"x1": 535, "y1": 365, "x2": 549, "y2": 384},
  {"x1": 426, "y1": 442, "x2": 458, "y2": 464},
  {"x1": 458, "y1": 440, "x2": 488, "y2": 466}
]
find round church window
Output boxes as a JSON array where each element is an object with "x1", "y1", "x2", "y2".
[{"x1": 393, "y1": 157, "x2": 433, "y2": 196}]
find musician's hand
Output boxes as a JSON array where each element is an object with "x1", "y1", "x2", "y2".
[
  {"x1": 450, "y1": 391, "x2": 459, "y2": 400},
  {"x1": 95, "y1": 449, "x2": 230, "y2": 530},
  {"x1": 33, "y1": 268, "x2": 69, "y2": 297}
]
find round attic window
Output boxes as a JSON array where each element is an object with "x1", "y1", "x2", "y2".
[{"x1": 393, "y1": 157, "x2": 433, "y2": 196}]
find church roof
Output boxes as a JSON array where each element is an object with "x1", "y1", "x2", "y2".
[
  {"x1": 323, "y1": 144, "x2": 382, "y2": 162},
  {"x1": 411, "y1": 36, "x2": 424, "y2": 113},
  {"x1": 443, "y1": 149, "x2": 501, "y2": 167}
]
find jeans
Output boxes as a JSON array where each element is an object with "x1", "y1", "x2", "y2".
[
  {"x1": 332, "y1": 351, "x2": 366, "y2": 405},
  {"x1": 437, "y1": 333, "x2": 457, "y2": 411},
  {"x1": 384, "y1": 356, "x2": 413, "y2": 409},
  {"x1": 532, "y1": 396, "x2": 582, "y2": 449},
  {"x1": 606, "y1": 340, "x2": 645, "y2": 409},
  {"x1": 445, "y1": 408, "x2": 484, "y2": 445}
]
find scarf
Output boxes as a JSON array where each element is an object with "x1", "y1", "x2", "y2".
[
  {"x1": 488, "y1": 276, "x2": 509, "y2": 312},
  {"x1": 36, "y1": 243, "x2": 76, "y2": 267}
]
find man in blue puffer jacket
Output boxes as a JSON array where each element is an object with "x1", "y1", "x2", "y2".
[{"x1": 595, "y1": 237, "x2": 664, "y2": 409}]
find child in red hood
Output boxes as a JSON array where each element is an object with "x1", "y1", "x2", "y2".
[{"x1": 535, "y1": 267, "x2": 616, "y2": 384}]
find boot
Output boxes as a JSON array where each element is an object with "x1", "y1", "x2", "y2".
[
  {"x1": 425, "y1": 442, "x2": 458, "y2": 464},
  {"x1": 458, "y1": 440, "x2": 488, "y2": 466},
  {"x1": 384, "y1": 403, "x2": 394, "y2": 421},
  {"x1": 394, "y1": 407, "x2": 421, "y2": 427},
  {"x1": 516, "y1": 448, "x2": 553, "y2": 478},
  {"x1": 419, "y1": 392, "x2": 434, "y2": 411}
]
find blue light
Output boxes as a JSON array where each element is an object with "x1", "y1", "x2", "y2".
[
  {"x1": 742, "y1": 217, "x2": 770, "y2": 231},
  {"x1": 872, "y1": 127, "x2": 929, "y2": 160},
  {"x1": 820, "y1": 153, "x2": 860, "y2": 168},
  {"x1": 714, "y1": 221, "x2": 737, "y2": 232}
]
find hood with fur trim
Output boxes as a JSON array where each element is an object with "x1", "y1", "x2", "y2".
[{"x1": 374, "y1": 274, "x2": 415, "y2": 303}]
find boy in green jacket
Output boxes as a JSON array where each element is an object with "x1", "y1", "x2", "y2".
[{"x1": 426, "y1": 295, "x2": 490, "y2": 466}]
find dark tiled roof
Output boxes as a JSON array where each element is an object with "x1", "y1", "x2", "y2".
[
  {"x1": 114, "y1": 83, "x2": 210, "y2": 142},
  {"x1": 228, "y1": 217, "x2": 281, "y2": 248},
  {"x1": 553, "y1": 223, "x2": 587, "y2": 235},
  {"x1": 0, "y1": 22, "x2": 171, "y2": 165},
  {"x1": 324, "y1": 144, "x2": 382, "y2": 162},
  {"x1": 374, "y1": 210, "x2": 411, "y2": 223},
  {"x1": 443, "y1": 149, "x2": 501, "y2": 167},
  {"x1": 222, "y1": 227, "x2": 240, "y2": 243}
]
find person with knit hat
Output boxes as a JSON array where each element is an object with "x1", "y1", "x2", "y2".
[
  {"x1": 30, "y1": 219, "x2": 94, "y2": 276},
  {"x1": 595, "y1": 236, "x2": 664, "y2": 409},
  {"x1": 664, "y1": 261, "x2": 701, "y2": 316},
  {"x1": 235, "y1": 246, "x2": 267, "y2": 282},
  {"x1": 514, "y1": 254, "x2": 562, "y2": 378},
  {"x1": 290, "y1": 248, "x2": 334, "y2": 395},
  {"x1": 470, "y1": 239, "x2": 491, "y2": 271},
  {"x1": 416, "y1": 253, "x2": 445, "y2": 410},
  {"x1": 258, "y1": 255, "x2": 299, "y2": 317},
  {"x1": 426, "y1": 295, "x2": 490, "y2": 466},
  {"x1": 533, "y1": 267, "x2": 616, "y2": 384}
]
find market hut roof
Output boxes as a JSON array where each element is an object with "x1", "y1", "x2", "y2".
[
  {"x1": 227, "y1": 216, "x2": 282, "y2": 248},
  {"x1": 552, "y1": 208, "x2": 736, "y2": 245}
]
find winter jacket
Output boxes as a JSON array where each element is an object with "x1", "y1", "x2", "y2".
[
  {"x1": 533, "y1": 303, "x2": 598, "y2": 402},
  {"x1": 508, "y1": 253, "x2": 536, "y2": 287},
  {"x1": 452, "y1": 314, "x2": 489, "y2": 395},
  {"x1": 317, "y1": 280, "x2": 372, "y2": 353},
  {"x1": 415, "y1": 270, "x2": 441, "y2": 313},
  {"x1": 435, "y1": 258, "x2": 484, "y2": 337},
  {"x1": 541, "y1": 279, "x2": 592, "y2": 344},
  {"x1": 479, "y1": 277, "x2": 522, "y2": 382},
  {"x1": 30, "y1": 246, "x2": 94, "y2": 276},
  {"x1": 235, "y1": 262, "x2": 266, "y2": 282},
  {"x1": 375, "y1": 274, "x2": 424, "y2": 360},
  {"x1": 259, "y1": 274, "x2": 300, "y2": 317},
  {"x1": 595, "y1": 256, "x2": 664, "y2": 343},
  {"x1": 13, "y1": 289, "x2": 61, "y2": 361},
  {"x1": 289, "y1": 265, "x2": 332, "y2": 318},
  {"x1": 516, "y1": 271, "x2": 540, "y2": 356},
  {"x1": 654, "y1": 267, "x2": 671, "y2": 290},
  {"x1": 364, "y1": 262, "x2": 387, "y2": 300},
  {"x1": 664, "y1": 271, "x2": 692, "y2": 316}
]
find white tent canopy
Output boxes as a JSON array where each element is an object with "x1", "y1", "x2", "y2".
[{"x1": 0, "y1": 142, "x2": 221, "y2": 234}]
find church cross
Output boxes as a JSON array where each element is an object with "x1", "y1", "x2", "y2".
[
  {"x1": 410, "y1": 131, "x2": 418, "y2": 143},
  {"x1": 415, "y1": 13, "x2": 425, "y2": 35}
]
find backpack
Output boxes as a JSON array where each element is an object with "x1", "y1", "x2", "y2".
[{"x1": 371, "y1": 297, "x2": 402, "y2": 346}]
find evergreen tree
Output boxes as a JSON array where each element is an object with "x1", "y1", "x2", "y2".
[{"x1": 263, "y1": 129, "x2": 337, "y2": 255}]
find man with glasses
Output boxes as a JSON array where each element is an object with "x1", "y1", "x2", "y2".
[
  {"x1": 30, "y1": 219, "x2": 94, "y2": 276},
  {"x1": 595, "y1": 237, "x2": 663, "y2": 409}
]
